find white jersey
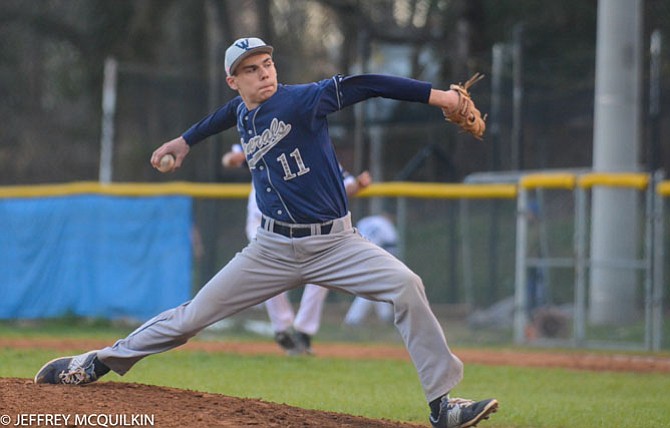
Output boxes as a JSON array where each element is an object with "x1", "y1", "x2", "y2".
[
  {"x1": 356, "y1": 215, "x2": 398, "y2": 257},
  {"x1": 246, "y1": 187, "x2": 263, "y2": 241}
]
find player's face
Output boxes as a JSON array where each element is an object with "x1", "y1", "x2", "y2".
[{"x1": 226, "y1": 54, "x2": 278, "y2": 109}]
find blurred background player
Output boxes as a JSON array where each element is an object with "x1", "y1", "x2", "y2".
[
  {"x1": 343, "y1": 213, "x2": 397, "y2": 326},
  {"x1": 223, "y1": 144, "x2": 371, "y2": 354}
]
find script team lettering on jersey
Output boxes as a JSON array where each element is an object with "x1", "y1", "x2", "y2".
[{"x1": 242, "y1": 117, "x2": 292, "y2": 169}]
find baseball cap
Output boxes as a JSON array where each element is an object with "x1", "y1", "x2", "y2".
[{"x1": 225, "y1": 37, "x2": 274, "y2": 76}]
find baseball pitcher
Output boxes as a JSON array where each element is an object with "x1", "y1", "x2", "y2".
[
  {"x1": 35, "y1": 37, "x2": 496, "y2": 428},
  {"x1": 223, "y1": 144, "x2": 371, "y2": 354}
]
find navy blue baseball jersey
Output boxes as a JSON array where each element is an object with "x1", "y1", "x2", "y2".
[{"x1": 183, "y1": 74, "x2": 431, "y2": 223}]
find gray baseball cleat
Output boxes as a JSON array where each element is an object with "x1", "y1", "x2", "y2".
[
  {"x1": 430, "y1": 397, "x2": 499, "y2": 428},
  {"x1": 34, "y1": 351, "x2": 109, "y2": 385}
]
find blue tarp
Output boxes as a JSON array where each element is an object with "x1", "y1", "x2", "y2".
[{"x1": 0, "y1": 195, "x2": 192, "y2": 320}]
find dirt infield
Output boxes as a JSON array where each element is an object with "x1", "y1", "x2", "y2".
[
  {"x1": 2, "y1": 338, "x2": 670, "y2": 427},
  {"x1": 0, "y1": 378, "x2": 425, "y2": 427}
]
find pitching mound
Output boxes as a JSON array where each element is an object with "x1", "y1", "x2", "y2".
[{"x1": 1, "y1": 378, "x2": 423, "y2": 427}]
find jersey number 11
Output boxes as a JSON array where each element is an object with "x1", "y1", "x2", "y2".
[{"x1": 277, "y1": 148, "x2": 310, "y2": 181}]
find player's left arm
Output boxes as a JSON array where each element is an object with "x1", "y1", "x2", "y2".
[
  {"x1": 344, "y1": 171, "x2": 372, "y2": 197},
  {"x1": 318, "y1": 74, "x2": 486, "y2": 139},
  {"x1": 316, "y1": 74, "x2": 432, "y2": 115},
  {"x1": 345, "y1": 170, "x2": 372, "y2": 196},
  {"x1": 339, "y1": 162, "x2": 372, "y2": 197}
]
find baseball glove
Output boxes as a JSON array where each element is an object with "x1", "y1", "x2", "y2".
[{"x1": 443, "y1": 72, "x2": 486, "y2": 140}]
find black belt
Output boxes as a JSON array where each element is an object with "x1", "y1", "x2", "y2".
[{"x1": 261, "y1": 217, "x2": 333, "y2": 238}]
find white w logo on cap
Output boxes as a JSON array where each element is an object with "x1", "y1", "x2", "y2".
[{"x1": 235, "y1": 39, "x2": 250, "y2": 50}]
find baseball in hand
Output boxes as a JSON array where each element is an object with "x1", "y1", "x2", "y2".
[
  {"x1": 222, "y1": 152, "x2": 236, "y2": 168},
  {"x1": 157, "y1": 154, "x2": 176, "y2": 173}
]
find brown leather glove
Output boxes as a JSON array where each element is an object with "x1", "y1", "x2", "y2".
[{"x1": 442, "y1": 73, "x2": 486, "y2": 140}]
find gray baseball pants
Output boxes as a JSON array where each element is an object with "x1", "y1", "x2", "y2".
[{"x1": 97, "y1": 213, "x2": 463, "y2": 402}]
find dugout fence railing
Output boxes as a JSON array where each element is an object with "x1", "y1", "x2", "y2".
[{"x1": 514, "y1": 172, "x2": 666, "y2": 351}]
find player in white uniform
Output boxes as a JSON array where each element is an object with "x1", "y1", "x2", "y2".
[
  {"x1": 343, "y1": 214, "x2": 397, "y2": 326},
  {"x1": 223, "y1": 145, "x2": 371, "y2": 354},
  {"x1": 35, "y1": 37, "x2": 497, "y2": 428}
]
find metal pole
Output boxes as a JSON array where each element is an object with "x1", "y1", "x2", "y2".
[
  {"x1": 396, "y1": 197, "x2": 407, "y2": 261},
  {"x1": 370, "y1": 125, "x2": 383, "y2": 214},
  {"x1": 590, "y1": 0, "x2": 643, "y2": 325},
  {"x1": 511, "y1": 25, "x2": 524, "y2": 171},
  {"x1": 448, "y1": 198, "x2": 459, "y2": 302},
  {"x1": 652, "y1": 171, "x2": 665, "y2": 351},
  {"x1": 645, "y1": 30, "x2": 664, "y2": 351},
  {"x1": 649, "y1": 30, "x2": 663, "y2": 351},
  {"x1": 488, "y1": 197, "x2": 500, "y2": 304},
  {"x1": 490, "y1": 43, "x2": 504, "y2": 172},
  {"x1": 644, "y1": 179, "x2": 654, "y2": 350},
  {"x1": 459, "y1": 199, "x2": 474, "y2": 309},
  {"x1": 99, "y1": 57, "x2": 118, "y2": 184},
  {"x1": 574, "y1": 187, "x2": 588, "y2": 345},
  {"x1": 536, "y1": 189, "x2": 552, "y2": 295},
  {"x1": 200, "y1": 0, "x2": 225, "y2": 283},
  {"x1": 205, "y1": 0, "x2": 224, "y2": 181},
  {"x1": 487, "y1": 44, "x2": 506, "y2": 305},
  {"x1": 353, "y1": 29, "x2": 369, "y2": 215},
  {"x1": 649, "y1": 30, "x2": 662, "y2": 172},
  {"x1": 514, "y1": 187, "x2": 529, "y2": 344},
  {"x1": 353, "y1": 29, "x2": 369, "y2": 179}
]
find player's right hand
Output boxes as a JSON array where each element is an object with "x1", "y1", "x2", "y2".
[{"x1": 151, "y1": 136, "x2": 190, "y2": 171}]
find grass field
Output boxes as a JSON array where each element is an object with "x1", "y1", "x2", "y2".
[{"x1": 1, "y1": 318, "x2": 669, "y2": 427}]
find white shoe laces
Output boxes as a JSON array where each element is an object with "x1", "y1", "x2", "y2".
[
  {"x1": 57, "y1": 353, "x2": 94, "y2": 385},
  {"x1": 448, "y1": 397, "x2": 475, "y2": 407},
  {"x1": 58, "y1": 367, "x2": 90, "y2": 385}
]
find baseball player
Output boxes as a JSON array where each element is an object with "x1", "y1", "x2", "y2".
[
  {"x1": 34, "y1": 37, "x2": 496, "y2": 428},
  {"x1": 343, "y1": 214, "x2": 397, "y2": 326},
  {"x1": 222, "y1": 144, "x2": 371, "y2": 354}
]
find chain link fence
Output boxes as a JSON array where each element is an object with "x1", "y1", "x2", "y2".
[{"x1": 2, "y1": 1, "x2": 670, "y2": 349}]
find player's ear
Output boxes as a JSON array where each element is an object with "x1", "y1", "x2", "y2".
[{"x1": 226, "y1": 75, "x2": 238, "y2": 91}]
